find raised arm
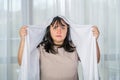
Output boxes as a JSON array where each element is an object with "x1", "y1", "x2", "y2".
[
  {"x1": 18, "y1": 26, "x2": 27, "y2": 65},
  {"x1": 92, "y1": 26, "x2": 100, "y2": 63}
]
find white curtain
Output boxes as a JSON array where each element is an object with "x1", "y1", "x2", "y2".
[
  {"x1": 0, "y1": 0, "x2": 22, "y2": 80},
  {"x1": 0, "y1": 0, "x2": 120, "y2": 80}
]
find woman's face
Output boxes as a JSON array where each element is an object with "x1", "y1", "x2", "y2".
[{"x1": 50, "y1": 20, "x2": 68, "y2": 45}]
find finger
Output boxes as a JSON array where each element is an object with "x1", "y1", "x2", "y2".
[
  {"x1": 21, "y1": 27, "x2": 27, "y2": 32},
  {"x1": 92, "y1": 28, "x2": 99, "y2": 34},
  {"x1": 21, "y1": 25, "x2": 28, "y2": 29}
]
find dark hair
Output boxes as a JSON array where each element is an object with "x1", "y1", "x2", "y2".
[{"x1": 37, "y1": 16, "x2": 75, "y2": 54}]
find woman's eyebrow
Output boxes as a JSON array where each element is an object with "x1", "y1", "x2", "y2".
[
  {"x1": 61, "y1": 24, "x2": 65, "y2": 26},
  {"x1": 54, "y1": 25, "x2": 58, "y2": 27}
]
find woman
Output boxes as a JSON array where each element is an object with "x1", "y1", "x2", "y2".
[{"x1": 18, "y1": 16, "x2": 100, "y2": 80}]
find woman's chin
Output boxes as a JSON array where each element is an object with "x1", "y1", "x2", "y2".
[{"x1": 54, "y1": 40, "x2": 64, "y2": 46}]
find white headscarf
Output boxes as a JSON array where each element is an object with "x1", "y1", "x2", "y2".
[{"x1": 18, "y1": 16, "x2": 99, "y2": 80}]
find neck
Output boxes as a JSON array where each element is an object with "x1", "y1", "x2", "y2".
[{"x1": 54, "y1": 42, "x2": 63, "y2": 47}]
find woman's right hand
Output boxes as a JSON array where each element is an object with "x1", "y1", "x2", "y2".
[{"x1": 19, "y1": 26, "x2": 28, "y2": 39}]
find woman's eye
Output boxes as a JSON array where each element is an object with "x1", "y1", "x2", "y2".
[
  {"x1": 53, "y1": 26, "x2": 57, "y2": 29},
  {"x1": 61, "y1": 27, "x2": 65, "y2": 29}
]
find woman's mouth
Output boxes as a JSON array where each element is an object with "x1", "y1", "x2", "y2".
[{"x1": 56, "y1": 35, "x2": 62, "y2": 37}]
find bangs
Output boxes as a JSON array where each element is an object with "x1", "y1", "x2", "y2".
[{"x1": 51, "y1": 16, "x2": 69, "y2": 27}]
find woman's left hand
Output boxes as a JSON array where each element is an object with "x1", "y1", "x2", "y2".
[{"x1": 92, "y1": 25, "x2": 100, "y2": 40}]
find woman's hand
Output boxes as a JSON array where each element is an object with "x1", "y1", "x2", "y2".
[
  {"x1": 19, "y1": 26, "x2": 28, "y2": 39},
  {"x1": 92, "y1": 25, "x2": 100, "y2": 40}
]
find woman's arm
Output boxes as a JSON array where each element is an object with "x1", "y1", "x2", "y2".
[
  {"x1": 18, "y1": 26, "x2": 27, "y2": 65},
  {"x1": 92, "y1": 26, "x2": 100, "y2": 63}
]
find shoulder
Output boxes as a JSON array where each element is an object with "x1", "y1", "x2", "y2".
[{"x1": 37, "y1": 44, "x2": 45, "y2": 51}]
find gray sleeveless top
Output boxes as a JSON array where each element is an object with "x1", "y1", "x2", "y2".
[{"x1": 39, "y1": 45, "x2": 79, "y2": 80}]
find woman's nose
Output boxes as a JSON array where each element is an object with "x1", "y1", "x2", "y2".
[{"x1": 57, "y1": 27, "x2": 61, "y2": 34}]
